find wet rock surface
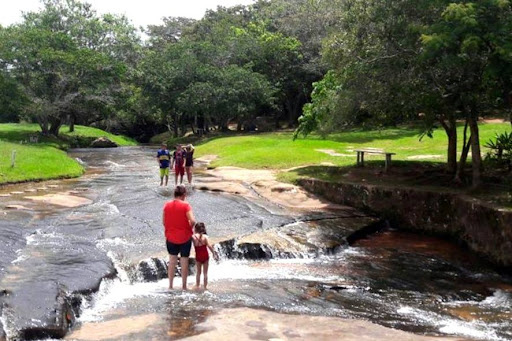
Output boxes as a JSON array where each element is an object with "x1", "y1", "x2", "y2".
[
  {"x1": 2, "y1": 147, "x2": 512, "y2": 341},
  {"x1": 0, "y1": 231, "x2": 116, "y2": 339},
  {"x1": 90, "y1": 137, "x2": 118, "y2": 148},
  {"x1": 0, "y1": 318, "x2": 5, "y2": 341},
  {"x1": 137, "y1": 257, "x2": 196, "y2": 282},
  {"x1": 299, "y1": 179, "x2": 512, "y2": 267},
  {"x1": 185, "y1": 308, "x2": 466, "y2": 341},
  {"x1": 3, "y1": 281, "x2": 73, "y2": 340},
  {"x1": 218, "y1": 216, "x2": 381, "y2": 260}
]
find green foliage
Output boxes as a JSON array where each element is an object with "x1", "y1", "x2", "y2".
[
  {"x1": 294, "y1": 71, "x2": 339, "y2": 139},
  {"x1": 485, "y1": 131, "x2": 512, "y2": 166},
  {"x1": 0, "y1": 72, "x2": 27, "y2": 122},
  {"x1": 0, "y1": 0, "x2": 140, "y2": 136}
]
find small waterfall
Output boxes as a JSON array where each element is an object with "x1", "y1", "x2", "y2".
[{"x1": 216, "y1": 238, "x2": 312, "y2": 260}]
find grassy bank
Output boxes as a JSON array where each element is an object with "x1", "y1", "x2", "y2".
[
  {"x1": 0, "y1": 123, "x2": 136, "y2": 148},
  {"x1": 192, "y1": 122, "x2": 511, "y2": 206},
  {"x1": 195, "y1": 122, "x2": 510, "y2": 170},
  {"x1": 0, "y1": 123, "x2": 137, "y2": 184}
]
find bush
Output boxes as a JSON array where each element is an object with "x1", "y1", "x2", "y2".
[{"x1": 485, "y1": 131, "x2": 512, "y2": 170}]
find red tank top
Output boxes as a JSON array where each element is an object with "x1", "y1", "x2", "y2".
[{"x1": 163, "y1": 200, "x2": 192, "y2": 244}]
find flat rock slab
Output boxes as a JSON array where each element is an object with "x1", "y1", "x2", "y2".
[
  {"x1": 196, "y1": 181, "x2": 251, "y2": 196},
  {"x1": 25, "y1": 193, "x2": 92, "y2": 208},
  {"x1": 184, "y1": 308, "x2": 466, "y2": 341},
  {"x1": 252, "y1": 180, "x2": 346, "y2": 210},
  {"x1": 66, "y1": 314, "x2": 161, "y2": 340},
  {"x1": 205, "y1": 166, "x2": 276, "y2": 183}
]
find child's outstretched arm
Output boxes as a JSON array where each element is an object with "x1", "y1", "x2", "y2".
[{"x1": 206, "y1": 236, "x2": 219, "y2": 261}]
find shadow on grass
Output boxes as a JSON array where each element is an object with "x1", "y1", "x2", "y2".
[
  {"x1": 163, "y1": 130, "x2": 271, "y2": 148},
  {"x1": 287, "y1": 161, "x2": 454, "y2": 187},
  {"x1": 0, "y1": 126, "x2": 40, "y2": 142},
  {"x1": 297, "y1": 126, "x2": 424, "y2": 144}
]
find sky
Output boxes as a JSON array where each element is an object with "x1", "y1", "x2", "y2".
[{"x1": 0, "y1": 0, "x2": 256, "y2": 28}]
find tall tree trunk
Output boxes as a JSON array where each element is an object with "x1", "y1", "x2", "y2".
[
  {"x1": 439, "y1": 116, "x2": 457, "y2": 174},
  {"x1": 180, "y1": 119, "x2": 186, "y2": 137},
  {"x1": 38, "y1": 116, "x2": 49, "y2": 135},
  {"x1": 69, "y1": 114, "x2": 75, "y2": 133},
  {"x1": 49, "y1": 117, "x2": 62, "y2": 137},
  {"x1": 286, "y1": 94, "x2": 303, "y2": 128},
  {"x1": 192, "y1": 113, "x2": 198, "y2": 135},
  {"x1": 454, "y1": 121, "x2": 471, "y2": 183},
  {"x1": 468, "y1": 114, "x2": 483, "y2": 188}
]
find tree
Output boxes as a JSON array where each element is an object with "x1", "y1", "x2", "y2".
[
  {"x1": 421, "y1": 0, "x2": 512, "y2": 186},
  {"x1": 297, "y1": 0, "x2": 444, "y2": 131},
  {"x1": 0, "y1": 0, "x2": 139, "y2": 136},
  {"x1": 0, "y1": 70, "x2": 27, "y2": 123}
]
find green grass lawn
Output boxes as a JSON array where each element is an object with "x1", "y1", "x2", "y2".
[
  {"x1": 0, "y1": 123, "x2": 137, "y2": 184},
  {"x1": 0, "y1": 141, "x2": 84, "y2": 183},
  {"x1": 195, "y1": 122, "x2": 511, "y2": 170}
]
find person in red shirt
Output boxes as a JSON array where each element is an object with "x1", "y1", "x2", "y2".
[{"x1": 163, "y1": 185, "x2": 196, "y2": 290}]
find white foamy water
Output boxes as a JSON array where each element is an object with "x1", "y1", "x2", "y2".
[
  {"x1": 87, "y1": 200, "x2": 120, "y2": 215},
  {"x1": 75, "y1": 157, "x2": 86, "y2": 166},
  {"x1": 79, "y1": 277, "x2": 168, "y2": 322},
  {"x1": 104, "y1": 160, "x2": 124, "y2": 170},
  {"x1": 97, "y1": 237, "x2": 133, "y2": 248},
  {"x1": 397, "y1": 305, "x2": 505, "y2": 341},
  {"x1": 208, "y1": 258, "x2": 344, "y2": 282},
  {"x1": 481, "y1": 290, "x2": 512, "y2": 308}
]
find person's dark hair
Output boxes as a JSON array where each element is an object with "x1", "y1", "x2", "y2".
[
  {"x1": 174, "y1": 185, "x2": 187, "y2": 198},
  {"x1": 194, "y1": 222, "x2": 207, "y2": 235}
]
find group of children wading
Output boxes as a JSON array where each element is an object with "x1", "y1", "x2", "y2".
[
  {"x1": 157, "y1": 143, "x2": 195, "y2": 186},
  {"x1": 159, "y1": 144, "x2": 218, "y2": 290}
]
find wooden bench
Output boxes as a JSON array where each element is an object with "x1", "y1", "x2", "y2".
[{"x1": 355, "y1": 148, "x2": 396, "y2": 171}]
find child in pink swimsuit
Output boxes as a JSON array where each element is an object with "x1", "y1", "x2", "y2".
[{"x1": 192, "y1": 223, "x2": 218, "y2": 290}]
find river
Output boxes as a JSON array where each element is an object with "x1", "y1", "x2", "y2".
[{"x1": 0, "y1": 147, "x2": 511, "y2": 341}]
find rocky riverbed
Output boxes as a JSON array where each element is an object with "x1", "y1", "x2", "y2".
[{"x1": 0, "y1": 147, "x2": 511, "y2": 340}]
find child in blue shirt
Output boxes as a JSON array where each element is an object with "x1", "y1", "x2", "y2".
[{"x1": 157, "y1": 143, "x2": 171, "y2": 186}]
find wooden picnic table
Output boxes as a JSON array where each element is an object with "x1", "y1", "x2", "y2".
[{"x1": 355, "y1": 148, "x2": 396, "y2": 171}]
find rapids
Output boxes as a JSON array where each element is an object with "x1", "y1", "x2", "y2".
[{"x1": 0, "y1": 147, "x2": 510, "y2": 341}]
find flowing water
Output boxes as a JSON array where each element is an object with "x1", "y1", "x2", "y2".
[{"x1": 0, "y1": 147, "x2": 511, "y2": 341}]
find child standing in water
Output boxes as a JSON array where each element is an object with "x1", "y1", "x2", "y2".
[{"x1": 192, "y1": 223, "x2": 218, "y2": 290}]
